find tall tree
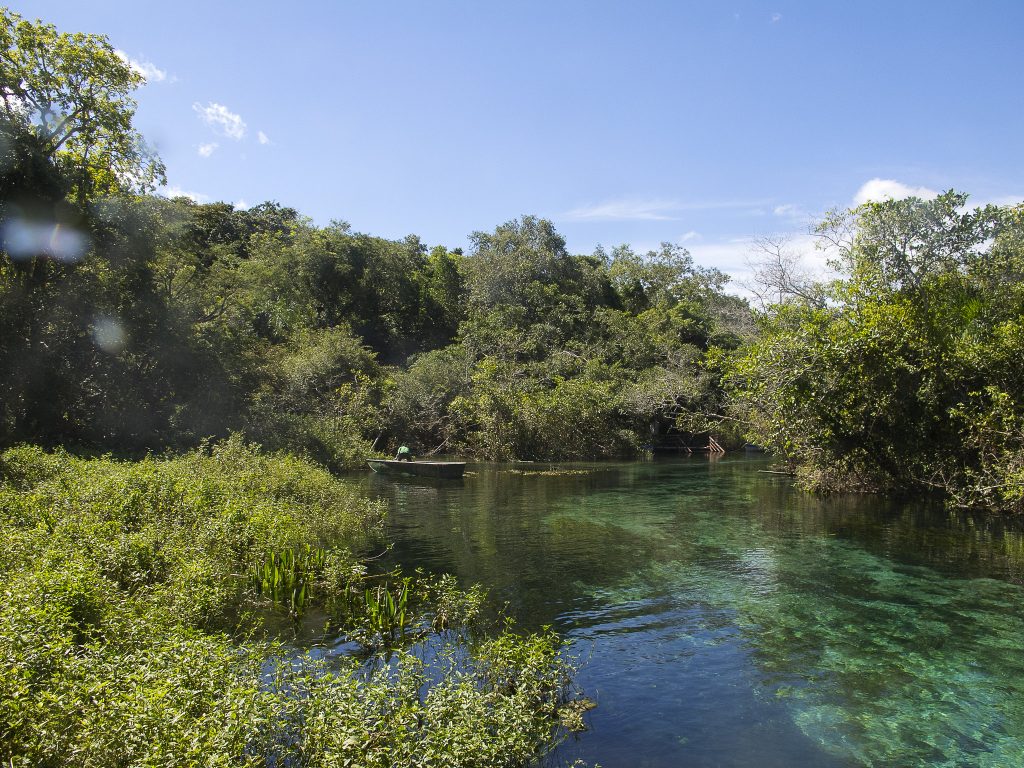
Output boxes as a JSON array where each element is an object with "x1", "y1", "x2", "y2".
[{"x1": 0, "y1": 9, "x2": 165, "y2": 203}]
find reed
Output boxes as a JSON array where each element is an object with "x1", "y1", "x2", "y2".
[
  {"x1": 250, "y1": 545, "x2": 327, "y2": 617},
  {"x1": 362, "y1": 576, "x2": 413, "y2": 639}
]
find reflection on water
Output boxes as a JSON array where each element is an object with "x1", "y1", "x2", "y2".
[{"x1": 360, "y1": 458, "x2": 1024, "y2": 767}]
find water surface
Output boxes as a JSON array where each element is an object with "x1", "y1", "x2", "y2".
[{"x1": 360, "y1": 457, "x2": 1024, "y2": 767}]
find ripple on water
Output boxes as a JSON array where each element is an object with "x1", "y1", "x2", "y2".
[{"x1": 371, "y1": 459, "x2": 1024, "y2": 768}]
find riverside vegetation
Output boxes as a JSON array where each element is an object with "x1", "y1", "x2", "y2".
[
  {"x1": 0, "y1": 438, "x2": 586, "y2": 766},
  {"x1": 6, "y1": 9, "x2": 1023, "y2": 512},
  {"x1": 3, "y1": 7, "x2": 1024, "y2": 766},
  {"x1": 728, "y1": 193, "x2": 1024, "y2": 512}
]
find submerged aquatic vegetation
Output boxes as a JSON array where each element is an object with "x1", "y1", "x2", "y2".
[
  {"x1": 506, "y1": 468, "x2": 597, "y2": 477},
  {"x1": 567, "y1": 487, "x2": 1024, "y2": 767},
  {"x1": 0, "y1": 439, "x2": 588, "y2": 767}
]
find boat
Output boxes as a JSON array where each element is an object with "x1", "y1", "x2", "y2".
[{"x1": 366, "y1": 459, "x2": 466, "y2": 479}]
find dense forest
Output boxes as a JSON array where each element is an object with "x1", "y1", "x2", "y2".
[
  {"x1": 3, "y1": 9, "x2": 1024, "y2": 506},
  {"x1": 730, "y1": 194, "x2": 1024, "y2": 512},
  {"x1": 0, "y1": 18, "x2": 750, "y2": 469}
]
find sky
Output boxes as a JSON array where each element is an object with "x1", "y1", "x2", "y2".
[{"x1": 12, "y1": 0, "x2": 1024, "y2": 286}]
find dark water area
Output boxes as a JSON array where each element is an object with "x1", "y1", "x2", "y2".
[{"x1": 356, "y1": 457, "x2": 1024, "y2": 767}]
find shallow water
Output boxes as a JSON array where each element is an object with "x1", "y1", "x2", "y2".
[{"x1": 358, "y1": 456, "x2": 1024, "y2": 767}]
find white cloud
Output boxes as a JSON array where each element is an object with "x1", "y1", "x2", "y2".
[
  {"x1": 853, "y1": 178, "x2": 939, "y2": 206},
  {"x1": 115, "y1": 50, "x2": 167, "y2": 83},
  {"x1": 198, "y1": 142, "x2": 218, "y2": 158},
  {"x1": 562, "y1": 197, "x2": 768, "y2": 222},
  {"x1": 688, "y1": 238, "x2": 758, "y2": 276},
  {"x1": 972, "y1": 194, "x2": 1024, "y2": 208},
  {"x1": 563, "y1": 199, "x2": 681, "y2": 221},
  {"x1": 234, "y1": 199, "x2": 249, "y2": 210},
  {"x1": 683, "y1": 232, "x2": 838, "y2": 299},
  {"x1": 773, "y1": 203, "x2": 803, "y2": 217},
  {"x1": 193, "y1": 102, "x2": 247, "y2": 140},
  {"x1": 680, "y1": 230, "x2": 701, "y2": 242},
  {"x1": 257, "y1": 131, "x2": 270, "y2": 145},
  {"x1": 771, "y1": 13, "x2": 783, "y2": 23},
  {"x1": 161, "y1": 186, "x2": 212, "y2": 204}
]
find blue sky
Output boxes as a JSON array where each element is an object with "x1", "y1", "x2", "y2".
[{"x1": 13, "y1": 1, "x2": 1024, "y2": 283}]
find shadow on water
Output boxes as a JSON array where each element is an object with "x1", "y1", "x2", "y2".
[{"x1": 359, "y1": 456, "x2": 1024, "y2": 768}]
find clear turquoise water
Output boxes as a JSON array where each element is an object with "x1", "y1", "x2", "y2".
[{"x1": 359, "y1": 457, "x2": 1024, "y2": 767}]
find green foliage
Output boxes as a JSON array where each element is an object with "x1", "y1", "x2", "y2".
[
  {"x1": 271, "y1": 628, "x2": 581, "y2": 768},
  {"x1": 319, "y1": 566, "x2": 485, "y2": 653},
  {"x1": 0, "y1": 441, "x2": 586, "y2": 766},
  {"x1": 0, "y1": 9, "x2": 165, "y2": 202},
  {"x1": 730, "y1": 192, "x2": 1024, "y2": 511},
  {"x1": 608, "y1": 241, "x2": 727, "y2": 314},
  {"x1": 358, "y1": 220, "x2": 745, "y2": 461},
  {"x1": 379, "y1": 346, "x2": 474, "y2": 453},
  {"x1": 357, "y1": 577, "x2": 414, "y2": 645},
  {"x1": 0, "y1": 7, "x2": 748, "y2": 466},
  {"x1": 250, "y1": 545, "x2": 327, "y2": 617},
  {"x1": 0, "y1": 437, "x2": 384, "y2": 627}
]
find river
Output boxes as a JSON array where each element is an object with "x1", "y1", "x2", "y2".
[{"x1": 357, "y1": 456, "x2": 1024, "y2": 767}]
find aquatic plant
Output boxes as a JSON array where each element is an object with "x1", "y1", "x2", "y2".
[
  {"x1": 357, "y1": 577, "x2": 412, "y2": 644},
  {"x1": 250, "y1": 545, "x2": 327, "y2": 617}
]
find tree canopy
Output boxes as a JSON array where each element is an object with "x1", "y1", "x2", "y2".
[
  {"x1": 0, "y1": 9, "x2": 165, "y2": 202},
  {"x1": 729, "y1": 192, "x2": 1024, "y2": 512},
  {"x1": 3, "y1": 8, "x2": 1024, "y2": 516}
]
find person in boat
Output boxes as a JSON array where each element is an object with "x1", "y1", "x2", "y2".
[{"x1": 395, "y1": 445, "x2": 413, "y2": 461}]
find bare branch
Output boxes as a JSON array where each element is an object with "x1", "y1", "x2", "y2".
[{"x1": 742, "y1": 235, "x2": 827, "y2": 310}]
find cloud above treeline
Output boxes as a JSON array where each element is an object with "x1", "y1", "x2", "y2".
[
  {"x1": 193, "y1": 102, "x2": 247, "y2": 140},
  {"x1": 562, "y1": 197, "x2": 770, "y2": 222},
  {"x1": 115, "y1": 50, "x2": 168, "y2": 83},
  {"x1": 562, "y1": 199, "x2": 681, "y2": 221},
  {"x1": 853, "y1": 179, "x2": 938, "y2": 206},
  {"x1": 161, "y1": 185, "x2": 211, "y2": 204}
]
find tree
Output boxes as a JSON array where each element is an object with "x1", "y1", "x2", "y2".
[
  {"x1": 0, "y1": 9, "x2": 165, "y2": 203},
  {"x1": 729, "y1": 191, "x2": 1024, "y2": 510},
  {"x1": 417, "y1": 245, "x2": 465, "y2": 347},
  {"x1": 466, "y1": 216, "x2": 570, "y2": 311},
  {"x1": 743, "y1": 235, "x2": 828, "y2": 310},
  {"x1": 607, "y1": 242, "x2": 725, "y2": 313},
  {"x1": 462, "y1": 216, "x2": 614, "y2": 363},
  {"x1": 819, "y1": 190, "x2": 1001, "y2": 299}
]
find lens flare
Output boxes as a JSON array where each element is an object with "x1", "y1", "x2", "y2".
[
  {"x1": 2, "y1": 215, "x2": 89, "y2": 263},
  {"x1": 92, "y1": 317, "x2": 127, "y2": 354}
]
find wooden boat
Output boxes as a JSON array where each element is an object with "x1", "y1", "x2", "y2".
[{"x1": 367, "y1": 459, "x2": 466, "y2": 479}]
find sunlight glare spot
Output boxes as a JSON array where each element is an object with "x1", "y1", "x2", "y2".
[
  {"x1": 92, "y1": 317, "x2": 127, "y2": 354},
  {"x1": 2, "y1": 216, "x2": 89, "y2": 263}
]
